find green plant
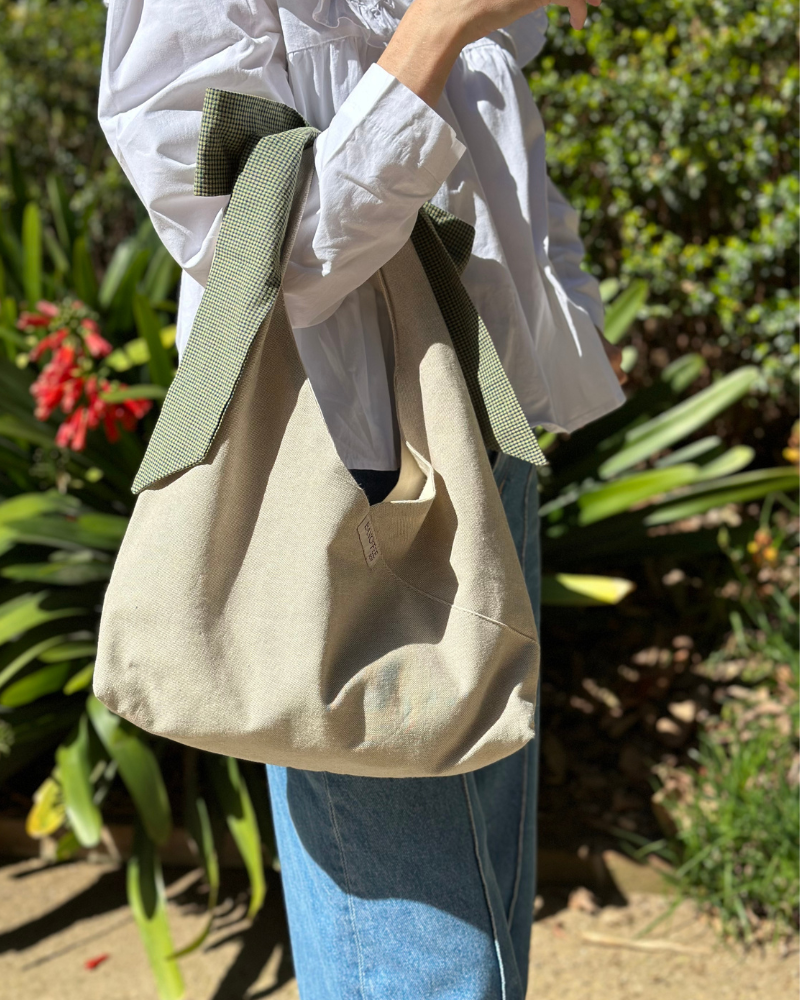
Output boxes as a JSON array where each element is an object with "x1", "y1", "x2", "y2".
[
  {"x1": 1, "y1": 199, "x2": 797, "y2": 998},
  {"x1": 613, "y1": 504, "x2": 800, "y2": 942},
  {"x1": 0, "y1": 0, "x2": 137, "y2": 256},
  {"x1": 653, "y1": 583, "x2": 798, "y2": 940},
  {"x1": 0, "y1": 194, "x2": 268, "y2": 1000},
  {"x1": 669, "y1": 726, "x2": 798, "y2": 940},
  {"x1": 538, "y1": 286, "x2": 799, "y2": 607},
  {"x1": 529, "y1": 0, "x2": 799, "y2": 390}
]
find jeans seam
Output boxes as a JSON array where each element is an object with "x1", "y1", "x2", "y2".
[
  {"x1": 520, "y1": 462, "x2": 536, "y2": 578},
  {"x1": 506, "y1": 746, "x2": 529, "y2": 929},
  {"x1": 461, "y1": 774, "x2": 508, "y2": 1000},
  {"x1": 323, "y1": 773, "x2": 369, "y2": 1000}
]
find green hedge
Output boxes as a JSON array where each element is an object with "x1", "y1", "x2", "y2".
[
  {"x1": 529, "y1": 0, "x2": 799, "y2": 389},
  {"x1": 1, "y1": 0, "x2": 797, "y2": 388},
  {"x1": 0, "y1": 0, "x2": 136, "y2": 255}
]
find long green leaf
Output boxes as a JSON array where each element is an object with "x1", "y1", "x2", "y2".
[
  {"x1": 694, "y1": 446, "x2": 755, "y2": 481},
  {"x1": 603, "y1": 280, "x2": 648, "y2": 345},
  {"x1": 660, "y1": 354, "x2": 707, "y2": 393},
  {"x1": 127, "y1": 824, "x2": 185, "y2": 1000},
  {"x1": 21, "y1": 202, "x2": 42, "y2": 307},
  {"x1": 599, "y1": 367, "x2": 759, "y2": 478},
  {"x1": 1, "y1": 662, "x2": 74, "y2": 706},
  {"x1": 172, "y1": 795, "x2": 219, "y2": 957},
  {"x1": 0, "y1": 592, "x2": 81, "y2": 646},
  {"x1": 39, "y1": 641, "x2": 97, "y2": 663},
  {"x1": 2, "y1": 560, "x2": 113, "y2": 585},
  {"x1": 56, "y1": 714, "x2": 102, "y2": 847},
  {"x1": 0, "y1": 413, "x2": 56, "y2": 448},
  {"x1": 101, "y1": 384, "x2": 168, "y2": 404},
  {"x1": 0, "y1": 632, "x2": 76, "y2": 689},
  {"x1": 133, "y1": 294, "x2": 174, "y2": 388},
  {"x1": 72, "y1": 236, "x2": 99, "y2": 309},
  {"x1": 2, "y1": 295, "x2": 19, "y2": 330},
  {"x1": 63, "y1": 662, "x2": 95, "y2": 695},
  {"x1": 654, "y1": 435, "x2": 722, "y2": 468},
  {"x1": 87, "y1": 695, "x2": 172, "y2": 845},
  {"x1": 141, "y1": 245, "x2": 180, "y2": 305},
  {"x1": 5, "y1": 512, "x2": 127, "y2": 551},
  {"x1": 46, "y1": 174, "x2": 76, "y2": 254},
  {"x1": 579, "y1": 464, "x2": 700, "y2": 525},
  {"x1": 644, "y1": 468, "x2": 800, "y2": 526},
  {"x1": 43, "y1": 228, "x2": 70, "y2": 276},
  {"x1": 542, "y1": 573, "x2": 636, "y2": 606},
  {"x1": 98, "y1": 239, "x2": 139, "y2": 309},
  {"x1": 208, "y1": 755, "x2": 266, "y2": 919},
  {"x1": 0, "y1": 492, "x2": 79, "y2": 524},
  {"x1": 0, "y1": 323, "x2": 27, "y2": 352}
]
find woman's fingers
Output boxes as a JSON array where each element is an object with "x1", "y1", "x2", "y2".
[
  {"x1": 567, "y1": 0, "x2": 589, "y2": 29},
  {"x1": 552, "y1": 0, "x2": 600, "y2": 30}
]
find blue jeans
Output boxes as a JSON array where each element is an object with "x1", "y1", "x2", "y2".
[{"x1": 267, "y1": 454, "x2": 541, "y2": 999}]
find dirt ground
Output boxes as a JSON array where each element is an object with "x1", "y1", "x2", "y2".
[{"x1": 0, "y1": 856, "x2": 796, "y2": 1000}]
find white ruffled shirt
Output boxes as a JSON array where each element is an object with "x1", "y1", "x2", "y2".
[{"x1": 99, "y1": 0, "x2": 625, "y2": 470}]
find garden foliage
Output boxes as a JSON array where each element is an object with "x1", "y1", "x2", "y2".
[
  {"x1": 0, "y1": 0, "x2": 135, "y2": 256},
  {"x1": 0, "y1": 0, "x2": 797, "y2": 993},
  {"x1": 530, "y1": 0, "x2": 799, "y2": 388}
]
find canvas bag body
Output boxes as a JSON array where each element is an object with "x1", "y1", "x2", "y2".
[{"x1": 93, "y1": 91, "x2": 541, "y2": 778}]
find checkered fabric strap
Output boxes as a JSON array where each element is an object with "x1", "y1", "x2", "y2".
[
  {"x1": 133, "y1": 88, "x2": 544, "y2": 494},
  {"x1": 412, "y1": 205, "x2": 546, "y2": 466},
  {"x1": 132, "y1": 90, "x2": 318, "y2": 493}
]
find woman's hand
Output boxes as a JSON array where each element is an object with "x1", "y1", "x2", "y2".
[
  {"x1": 435, "y1": 0, "x2": 602, "y2": 42},
  {"x1": 379, "y1": 0, "x2": 602, "y2": 106}
]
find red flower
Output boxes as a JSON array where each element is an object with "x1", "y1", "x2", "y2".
[
  {"x1": 55, "y1": 406, "x2": 91, "y2": 451},
  {"x1": 17, "y1": 300, "x2": 60, "y2": 331},
  {"x1": 24, "y1": 304, "x2": 153, "y2": 451},
  {"x1": 28, "y1": 327, "x2": 69, "y2": 361},
  {"x1": 17, "y1": 311, "x2": 51, "y2": 330},
  {"x1": 30, "y1": 343, "x2": 82, "y2": 420},
  {"x1": 80, "y1": 318, "x2": 112, "y2": 358}
]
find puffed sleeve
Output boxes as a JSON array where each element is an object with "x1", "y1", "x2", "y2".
[
  {"x1": 498, "y1": 9, "x2": 549, "y2": 69},
  {"x1": 99, "y1": 0, "x2": 465, "y2": 336},
  {"x1": 545, "y1": 177, "x2": 606, "y2": 333}
]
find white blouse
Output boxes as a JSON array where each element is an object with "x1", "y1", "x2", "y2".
[{"x1": 99, "y1": 0, "x2": 625, "y2": 471}]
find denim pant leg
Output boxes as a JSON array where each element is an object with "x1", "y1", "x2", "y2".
[
  {"x1": 474, "y1": 455, "x2": 541, "y2": 983},
  {"x1": 267, "y1": 457, "x2": 541, "y2": 1000}
]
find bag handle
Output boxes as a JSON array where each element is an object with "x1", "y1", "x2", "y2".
[
  {"x1": 132, "y1": 89, "x2": 544, "y2": 495},
  {"x1": 410, "y1": 206, "x2": 545, "y2": 467},
  {"x1": 132, "y1": 91, "x2": 318, "y2": 494}
]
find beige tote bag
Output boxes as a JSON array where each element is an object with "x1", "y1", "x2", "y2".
[{"x1": 94, "y1": 89, "x2": 544, "y2": 778}]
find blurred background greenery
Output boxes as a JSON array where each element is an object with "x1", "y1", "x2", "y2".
[{"x1": 0, "y1": 0, "x2": 797, "y2": 996}]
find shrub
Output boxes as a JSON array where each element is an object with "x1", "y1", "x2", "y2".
[
  {"x1": 529, "y1": 0, "x2": 799, "y2": 391},
  {"x1": 0, "y1": 0, "x2": 137, "y2": 257}
]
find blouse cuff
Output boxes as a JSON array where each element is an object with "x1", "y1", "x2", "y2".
[{"x1": 317, "y1": 63, "x2": 466, "y2": 189}]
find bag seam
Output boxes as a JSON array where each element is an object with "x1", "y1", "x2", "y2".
[
  {"x1": 378, "y1": 555, "x2": 540, "y2": 645},
  {"x1": 506, "y1": 746, "x2": 529, "y2": 928},
  {"x1": 462, "y1": 773, "x2": 509, "y2": 1000},
  {"x1": 323, "y1": 772, "x2": 369, "y2": 1000}
]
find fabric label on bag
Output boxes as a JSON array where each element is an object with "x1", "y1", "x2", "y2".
[{"x1": 357, "y1": 515, "x2": 380, "y2": 568}]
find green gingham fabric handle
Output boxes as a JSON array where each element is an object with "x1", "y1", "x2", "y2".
[
  {"x1": 133, "y1": 88, "x2": 544, "y2": 494},
  {"x1": 410, "y1": 206, "x2": 545, "y2": 466}
]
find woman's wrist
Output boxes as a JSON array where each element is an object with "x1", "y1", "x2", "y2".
[{"x1": 377, "y1": 0, "x2": 469, "y2": 108}]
